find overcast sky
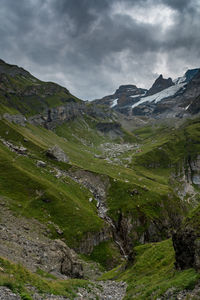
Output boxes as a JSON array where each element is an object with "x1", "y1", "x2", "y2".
[{"x1": 0, "y1": 0, "x2": 200, "y2": 100}]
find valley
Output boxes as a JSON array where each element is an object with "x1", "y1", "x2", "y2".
[{"x1": 1, "y1": 59, "x2": 200, "y2": 299}]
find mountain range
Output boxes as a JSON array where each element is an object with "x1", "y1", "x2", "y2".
[
  {"x1": 1, "y1": 59, "x2": 200, "y2": 299},
  {"x1": 93, "y1": 68, "x2": 200, "y2": 119}
]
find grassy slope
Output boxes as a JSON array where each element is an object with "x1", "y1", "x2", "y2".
[
  {"x1": 101, "y1": 239, "x2": 199, "y2": 299},
  {"x1": 1, "y1": 116, "x2": 200, "y2": 248},
  {"x1": 1, "y1": 102, "x2": 200, "y2": 296},
  {"x1": 0, "y1": 119, "x2": 104, "y2": 248},
  {"x1": 0, "y1": 257, "x2": 90, "y2": 300},
  {"x1": 0, "y1": 70, "x2": 81, "y2": 116}
]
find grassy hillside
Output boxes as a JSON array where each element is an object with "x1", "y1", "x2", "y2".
[
  {"x1": 101, "y1": 239, "x2": 200, "y2": 299},
  {"x1": 0, "y1": 115, "x2": 200, "y2": 250},
  {"x1": 0, "y1": 59, "x2": 81, "y2": 115}
]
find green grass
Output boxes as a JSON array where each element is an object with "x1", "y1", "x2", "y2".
[
  {"x1": 88, "y1": 241, "x2": 122, "y2": 270},
  {"x1": 0, "y1": 115, "x2": 194, "y2": 249},
  {"x1": 0, "y1": 71, "x2": 80, "y2": 116},
  {"x1": 1, "y1": 106, "x2": 200, "y2": 270},
  {"x1": 0, "y1": 146, "x2": 103, "y2": 248},
  {"x1": 100, "y1": 239, "x2": 200, "y2": 299}
]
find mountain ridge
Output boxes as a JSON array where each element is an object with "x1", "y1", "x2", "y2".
[{"x1": 93, "y1": 68, "x2": 200, "y2": 119}]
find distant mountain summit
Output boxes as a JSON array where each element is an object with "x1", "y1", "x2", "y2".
[
  {"x1": 93, "y1": 68, "x2": 200, "y2": 119},
  {"x1": 93, "y1": 84, "x2": 147, "y2": 115},
  {"x1": 146, "y1": 74, "x2": 174, "y2": 96}
]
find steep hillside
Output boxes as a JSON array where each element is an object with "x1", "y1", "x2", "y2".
[{"x1": 1, "y1": 59, "x2": 200, "y2": 299}]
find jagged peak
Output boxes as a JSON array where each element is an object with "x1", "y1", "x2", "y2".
[{"x1": 146, "y1": 74, "x2": 174, "y2": 97}]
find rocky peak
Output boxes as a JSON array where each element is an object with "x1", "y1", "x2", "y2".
[
  {"x1": 185, "y1": 68, "x2": 200, "y2": 83},
  {"x1": 146, "y1": 74, "x2": 174, "y2": 96},
  {"x1": 0, "y1": 59, "x2": 31, "y2": 78},
  {"x1": 115, "y1": 84, "x2": 146, "y2": 98}
]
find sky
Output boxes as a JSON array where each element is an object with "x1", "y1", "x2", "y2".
[{"x1": 0, "y1": 0, "x2": 200, "y2": 100}]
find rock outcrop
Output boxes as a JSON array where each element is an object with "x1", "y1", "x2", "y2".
[
  {"x1": 172, "y1": 228, "x2": 197, "y2": 270},
  {"x1": 96, "y1": 122, "x2": 124, "y2": 139},
  {"x1": 0, "y1": 138, "x2": 27, "y2": 155},
  {"x1": 172, "y1": 204, "x2": 200, "y2": 271},
  {"x1": 46, "y1": 145, "x2": 69, "y2": 163},
  {"x1": 3, "y1": 113, "x2": 27, "y2": 126}
]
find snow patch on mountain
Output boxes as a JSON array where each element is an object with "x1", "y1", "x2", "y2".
[
  {"x1": 110, "y1": 98, "x2": 118, "y2": 108},
  {"x1": 130, "y1": 93, "x2": 146, "y2": 99},
  {"x1": 132, "y1": 83, "x2": 186, "y2": 109}
]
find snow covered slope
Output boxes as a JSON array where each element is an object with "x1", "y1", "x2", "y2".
[{"x1": 132, "y1": 82, "x2": 186, "y2": 108}]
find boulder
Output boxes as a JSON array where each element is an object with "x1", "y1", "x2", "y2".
[
  {"x1": 36, "y1": 160, "x2": 46, "y2": 167},
  {"x1": 48, "y1": 239, "x2": 83, "y2": 278},
  {"x1": 46, "y1": 145, "x2": 69, "y2": 163}
]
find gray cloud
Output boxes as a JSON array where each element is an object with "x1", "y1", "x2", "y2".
[{"x1": 0, "y1": 0, "x2": 199, "y2": 99}]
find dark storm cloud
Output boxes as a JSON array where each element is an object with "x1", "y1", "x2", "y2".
[{"x1": 0, "y1": 0, "x2": 200, "y2": 99}]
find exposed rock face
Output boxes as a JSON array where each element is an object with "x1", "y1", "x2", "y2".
[
  {"x1": 66, "y1": 169, "x2": 128, "y2": 259},
  {"x1": 46, "y1": 145, "x2": 69, "y2": 163},
  {"x1": 172, "y1": 226, "x2": 200, "y2": 271},
  {"x1": 96, "y1": 122, "x2": 124, "y2": 139},
  {"x1": 116, "y1": 211, "x2": 174, "y2": 255},
  {"x1": 50, "y1": 239, "x2": 83, "y2": 278},
  {"x1": 172, "y1": 228, "x2": 196, "y2": 270},
  {"x1": 189, "y1": 155, "x2": 200, "y2": 185},
  {"x1": 26, "y1": 102, "x2": 114, "y2": 130},
  {"x1": 3, "y1": 113, "x2": 27, "y2": 126},
  {"x1": 146, "y1": 74, "x2": 174, "y2": 96},
  {"x1": 0, "y1": 138, "x2": 27, "y2": 155},
  {"x1": 183, "y1": 155, "x2": 200, "y2": 186},
  {"x1": 77, "y1": 227, "x2": 112, "y2": 254}
]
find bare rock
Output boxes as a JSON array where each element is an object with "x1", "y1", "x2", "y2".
[
  {"x1": 3, "y1": 113, "x2": 27, "y2": 126},
  {"x1": 36, "y1": 160, "x2": 46, "y2": 167},
  {"x1": 0, "y1": 287, "x2": 21, "y2": 300},
  {"x1": 46, "y1": 145, "x2": 69, "y2": 163}
]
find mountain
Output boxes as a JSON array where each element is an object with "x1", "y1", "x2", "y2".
[
  {"x1": 93, "y1": 84, "x2": 147, "y2": 115},
  {"x1": 94, "y1": 68, "x2": 200, "y2": 119},
  {"x1": 145, "y1": 74, "x2": 174, "y2": 96},
  {"x1": 1, "y1": 59, "x2": 200, "y2": 299}
]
